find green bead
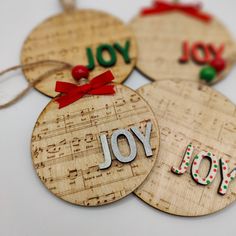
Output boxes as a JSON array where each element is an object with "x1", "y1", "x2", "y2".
[{"x1": 200, "y1": 66, "x2": 216, "y2": 83}]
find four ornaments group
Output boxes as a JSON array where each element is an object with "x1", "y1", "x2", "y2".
[{"x1": 9, "y1": 0, "x2": 236, "y2": 216}]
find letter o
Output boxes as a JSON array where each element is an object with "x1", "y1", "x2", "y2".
[
  {"x1": 111, "y1": 129, "x2": 137, "y2": 163},
  {"x1": 97, "y1": 44, "x2": 117, "y2": 67},
  {"x1": 191, "y1": 42, "x2": 210, "y2": 65}
]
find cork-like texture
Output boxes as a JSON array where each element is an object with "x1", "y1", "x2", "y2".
[
  {"x1": 136, "y1": 80, "x2": 236, "y2": 216},
  {"x1": 129, "y1": 12, "x2": 236, "y2": 84},
  {"x1": 31, "y1": 84, "x2": 159, "y2": 206},
  {"x1": 21, "y1": 10, "x2": 137, "y2": 97}
]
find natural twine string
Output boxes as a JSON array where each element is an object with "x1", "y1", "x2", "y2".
[
  {"x1": 60, "y1": 0, "x2": 76, "y2": 12},
  {"x1": 0, "y1": 0, "x2": 77, "y2": 109},
  {"x1": 0, "y1": 60, "x2": 73, "y2": 109}
]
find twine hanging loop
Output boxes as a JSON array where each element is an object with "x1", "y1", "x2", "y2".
[
  {"x1": 0, "y1": 60, "x2": 73, "y2": 109},
  {"x1": 60, "y1": 0, "x2": 76, "y2": 12}
]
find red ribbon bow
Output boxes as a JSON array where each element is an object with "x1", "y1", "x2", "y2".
[
  {"x1": 55, "y1": 71, "x2": 115, "y2": 109},
  {"x1": 141, "y1": 1, "x2": 212, "y2": 22}
]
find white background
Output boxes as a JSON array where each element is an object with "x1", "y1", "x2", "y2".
[{"x1": 1, "y1": 0, "x2": 236, "y2": 235}]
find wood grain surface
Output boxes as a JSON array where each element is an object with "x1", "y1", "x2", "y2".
[
  {"x1": 21, "y1": 10, "x2": 137, "y2": 97},
  {"x1": 31, "y1": 84, "x2": 159, "y2": 206},
  {"x1": 129, "y1": 12, "x2": 236, "y2": 84},
  {"x1": 136, "y1": 80, "x2": 236, "y2": 216}
]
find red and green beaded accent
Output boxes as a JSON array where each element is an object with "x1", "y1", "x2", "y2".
[
  {"x1": 171, "y1": 143, "x2": 194, "y2": 175},
  {"x1": 200, "y1": 58, "x2": 226, "y2": 83},
  {"x1": 191, "y1": 151, "x2": 218, "y2": 185},
  {"x1": 219, "y1": 159, "x2": 236, "y2": 195}
]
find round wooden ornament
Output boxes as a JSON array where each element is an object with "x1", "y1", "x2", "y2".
[
  {"x1": 21, "y1": 9, "x2": 137, "y2": 97},
  {"x1": 129, "y1": 1, "x2": 236, "y2": 84},
  {"x1": 136, "y1": 80, "x2": 236, "y2": 216},
  {"x1": 31, "y1": 83, "x2": 160, "y2": 206}
]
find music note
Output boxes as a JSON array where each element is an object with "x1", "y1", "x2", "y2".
[
  {"x1": 46, "y1": 144, "x2": 61, "y2": 154},
  {"x1": 31, "y1": 85, "x2": 158, "y2": 206},
  {"x1": 68, "y1": 169, "x2": 78, "y2": 180}
]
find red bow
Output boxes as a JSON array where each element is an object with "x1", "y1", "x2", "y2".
[
  {"x1": 141, "y1": 1, "x2": 212, "y2": 22},
  {"x1": 55, "y1": 71, "x2": 115, "y2": 109}
]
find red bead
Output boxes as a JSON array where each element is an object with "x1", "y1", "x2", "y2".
[
  {"x1": 71, "y1": 65, "x2": 89, "y2": 81},
  {"x1": 210, "y1": 58, "x2": 226, "y2": 73}
]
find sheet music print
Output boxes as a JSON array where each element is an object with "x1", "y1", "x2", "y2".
[
  {"x1": 32, "y1": 85, "x2": 159, "y2": 206},
  {"x1": 21, "y1": 10, "x2": 137, "y2": 97},
  {"x1": 136, "y1": 80, "x2": 236, "y2": 216},
  {"x1": 129, "y1": 12, "x2": 236, "y2": 83}
]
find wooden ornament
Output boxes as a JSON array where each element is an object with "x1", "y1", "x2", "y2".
[
  {"x1": 21, "y1": 10, "x2": 137, "y2": 97},
  {"x1": 31, "y1": 84, "x2": 160, "y2": 206},
  {"x1": 129, "y1": 11, "x2": 236, "y2": 84},
  {"x1": 136, "y1": 80, "x2": 236, "y2": 216}
]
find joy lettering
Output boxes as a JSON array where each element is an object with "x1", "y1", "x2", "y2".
[
  {"x1": 86, "y1": 40, "x2": 131, "y2": 70},
  {"x1": 171, "y1": 144, "x2": 236, "y2": 195},
  {"x1": 99, "y1": 122, "x2": 153, "y2": 170},
  {"x1": 179, "y1": 41, "x2": 224, "y2": 65}
]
